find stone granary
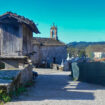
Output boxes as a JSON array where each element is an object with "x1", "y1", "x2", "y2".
[
  {"x1": 32, "y1": 24, "x2": 67, "y2": 67},
  {"x1": 0, "y1": 12, "x2": 40, "y2": 92},
  {"x1": 0, "y1": 12, "x2": 40, "y2": 69}
]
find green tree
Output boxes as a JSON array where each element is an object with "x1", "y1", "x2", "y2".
[{"x1": 78, "y1": 50, "x2": 86, "y2": 57}]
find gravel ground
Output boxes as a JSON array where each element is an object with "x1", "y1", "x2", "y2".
[{"x1": 6, "y1": 68, "x2": 105, "y2": 105}]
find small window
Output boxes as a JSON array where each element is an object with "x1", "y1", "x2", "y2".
[
  {"x1": 0, "y1": 61, "x2": 5, "y2": 69},
  {"x1": 53, "y1": 57, "x2": 56, "y2": 63}
]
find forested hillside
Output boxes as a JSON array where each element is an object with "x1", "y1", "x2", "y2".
[{"x1": 67, "y1": 42, "x2": 105, "y2": 58}]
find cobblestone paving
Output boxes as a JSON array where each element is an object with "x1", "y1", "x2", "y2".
[{"x1": 6, "y1": 69, "x2": 105, "y2": 105}]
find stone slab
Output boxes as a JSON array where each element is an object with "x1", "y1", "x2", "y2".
[{"x1": 0, "y1": 70, "x2": 20, "y2": 86}]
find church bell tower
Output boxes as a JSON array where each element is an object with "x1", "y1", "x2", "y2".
[{"x1": 50, "y1": 23, "x2": 58, "y2": 40}]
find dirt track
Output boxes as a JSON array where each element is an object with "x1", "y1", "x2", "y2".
[{"x1": 6, "y1": 69, "x2": 105, "y2": 105}]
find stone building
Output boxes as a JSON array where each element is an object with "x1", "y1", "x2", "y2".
[
  {"x1": 32, "y1": 24, "x2": 67, "y2": 67},
  {"x1": 0, "y1": 12, "x2": 40, "y2": 69},
  {"x1": 0, "y1": 12, "x2": 39, "y2": 57},
  {"x1": 0, "y1": 12, "x2": 40, "y2": 93}
]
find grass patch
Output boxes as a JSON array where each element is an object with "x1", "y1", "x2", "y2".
[
  {"x1": 10, "y1": 86, "x2": 27, "y2": 97},
  {"x1": 73, "y1": 78, "x2": 78, "y2": 81},
  {"x1": 0, "y1": 81, "x2": 34, "y2": 105},
  {"x1": 10, "y1": 81, "x2": 34, "y2": 97},
  {"x1": 0, "y1": 89, "x2": 11, "y2": 105}
]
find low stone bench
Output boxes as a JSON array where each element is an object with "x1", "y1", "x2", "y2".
[
  {"x1": 0, "y1": 70, "x2": 20, "y2": 93},
  {"x1": 0, "y1": 64, "x2": 33, "y2": 93}
]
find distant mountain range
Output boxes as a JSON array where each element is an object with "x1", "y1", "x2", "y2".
[{"x1": 67, "y1": 41, "x2": 105, "y2": 49}]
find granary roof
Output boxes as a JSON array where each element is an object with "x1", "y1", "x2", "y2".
[
  {"x1": 32, "y1": 37, "x2": 66, "y2": 46},
  {"x1": 0, "y1": 12, "x2": 40, "y2": 33}
]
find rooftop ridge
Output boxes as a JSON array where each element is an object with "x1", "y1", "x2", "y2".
[
  {"x1": 0, "y1": 12, "x2": 40, "y2": 33},
  {"x1": 32, "y1": 37, "x2": 66, "y2": 46}
]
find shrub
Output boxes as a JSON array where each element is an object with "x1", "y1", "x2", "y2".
[{"x1": 0, "y1": 89, "x2": 11, "y2": 104}]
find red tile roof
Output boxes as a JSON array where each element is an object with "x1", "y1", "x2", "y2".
[
  {"x1": 0, "y1": 12, "x2": 40, "y2": 33},
  {"x1": 32, "y1": 37, "x2": 66, "y2": 46}
]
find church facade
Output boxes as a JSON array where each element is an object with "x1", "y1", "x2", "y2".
[{"x1": 32, "y1": 24, "x2": 67, "y2": 67}]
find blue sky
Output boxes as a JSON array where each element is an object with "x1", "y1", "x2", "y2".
[{"x1": 0, "y1": 0, "x2": 105, "y2": 43}]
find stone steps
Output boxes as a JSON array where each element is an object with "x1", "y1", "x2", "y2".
[
  {"x1": 0, "y1": 70, "x2": 20, "y2": 93},
  {"x1": 0, "y1": 64, "x2": 33, "y2": 93}
]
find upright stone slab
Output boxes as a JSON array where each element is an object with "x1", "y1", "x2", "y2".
[{"x1": 71, "y1": 62, "x2": 79, "y2": 80}]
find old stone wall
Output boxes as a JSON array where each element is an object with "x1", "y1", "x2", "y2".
[
  {"x1": 20, "y1": 64, "x2": 33, "y2": 85},
  {"x1": 31, "y1": 45, "x2": 41, "y2": 64},
  {"x1": 0, "y1": 23, "x2": 33, "y2": 56},
  {"x1": 0, "y1": 23, "x2": 22, "y2": 56},
  {"x1": 32, "y1": 45, "x2": 67, "y2": 66},
  {"x1": 22, "y1": 24, "x2": 33, "y2": 55}
]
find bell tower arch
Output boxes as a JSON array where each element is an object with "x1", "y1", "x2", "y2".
[{"x1": 50, "y1": 23, "x2": 58, "y2": 40}]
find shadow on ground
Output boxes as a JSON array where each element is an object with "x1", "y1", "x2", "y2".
[{"x1": 12, "y1": 73, "x2": 105, "y2": 102}]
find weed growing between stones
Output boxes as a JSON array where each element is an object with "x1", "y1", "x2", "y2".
[
  {"x1": 0, "y1": 81, "x2": 34, "y2": 105},
  {"x1": 9, "y1": 86, "x2": 27, "y2": 97},
  {"x1": 0, "y1": 89, "x2": 11, "y2": 105}
]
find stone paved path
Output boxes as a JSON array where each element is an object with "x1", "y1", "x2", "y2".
[{"x1": 6, "y1": 69, "x2": 105, "y2": 105}]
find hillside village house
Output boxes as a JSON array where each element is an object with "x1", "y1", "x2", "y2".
[
  {"x1": 32, "y1": 24, "x2": 67, "y2": 67},
  {"x1": 0, "y1": 12, "x2": 40, "y2": 69},
  {"x1": 93, "y1": 52, "x2": 105, "y2": 59}
]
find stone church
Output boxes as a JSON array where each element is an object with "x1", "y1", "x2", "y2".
[{"x1": 32, "y1": 24, "x2": 67, "y2": 67}]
